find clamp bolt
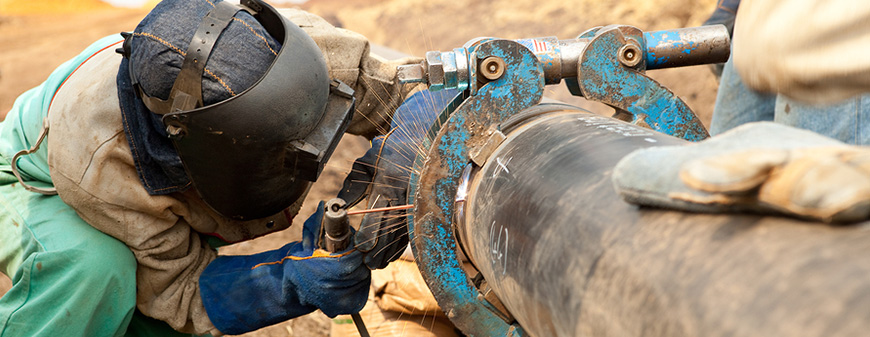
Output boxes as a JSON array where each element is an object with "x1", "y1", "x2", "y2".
[
  {"x1": 480, "y1": 56, "x2": 505, "y2": 81},
  {"x1": 397, "y1": 64, "x2": 426, "y2": 84},
  {"x1": 618, "y1": 44, "x2": 642, "y2": 68}
]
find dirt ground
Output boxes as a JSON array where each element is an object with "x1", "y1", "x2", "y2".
[{"x1": 0, "y1": 0, "x2": 719, "y2": 336}]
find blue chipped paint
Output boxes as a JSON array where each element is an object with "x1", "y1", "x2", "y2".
[
  {"x1": 644, "y1": 30, "x2": 675, "y2": 68},
  {"x1": 644, "y1": 29, "x2": 702, "y2": 69},
  {"x1": 578, "y1": 27, "x2": 708, "y2": 141},
  {"x1": 408, "y1": 91, "x2": 467, "y2": 235},
  {"x1": 412, "y1": 29, "x2": 714, "y2": 335},
  {"x1": 580, "y1": 31, "x2": 642, "y2": 102},
  {"x1": 411, "y1": 38, "x2": 537, "y2": 337}
]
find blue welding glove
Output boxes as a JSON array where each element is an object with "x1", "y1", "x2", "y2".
[
  {"x1": 338, "y1": 89, "x2": 459, "y2": 269},
  {"x1": 199, "y1": 201, "x2": 370, "y2": 335}
]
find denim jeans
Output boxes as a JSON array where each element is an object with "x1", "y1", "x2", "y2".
[
  {"x1": 119, "y1": 0, "x2": 280, "y2": 195},
  {"x1": 709, "y1": 56, "x2": 776, "y2": 136},
  {"x1": 702, "y1": 0, "x2": 741, "y2": 35},
  {"x1": 711, "y1": 56, "x2": 870, "y2": 145}
]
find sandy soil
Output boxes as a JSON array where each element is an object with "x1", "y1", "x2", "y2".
[{"x1": 0, "y1": 0, "x2": 719, "y2": 336}]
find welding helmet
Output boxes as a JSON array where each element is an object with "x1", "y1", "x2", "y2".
[{"x1": 119, "y1": 0, "x2": 355, "y2": 220}]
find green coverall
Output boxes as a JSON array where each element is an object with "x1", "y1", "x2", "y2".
[{"x1": 0, "y1": 35, "x2": 199, "y2": 337}]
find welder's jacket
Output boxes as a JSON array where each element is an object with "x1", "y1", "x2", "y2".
[
  {"x1": 47, "y1": 40, "x2": 292, "y2": 336},
  {"x1": 1, "y1": 9, "x2": 410, "y2": 335}
]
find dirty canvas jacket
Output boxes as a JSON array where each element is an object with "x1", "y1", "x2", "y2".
[
  {"x1": 39, "y1": 9, "x2": 410, "y2": 335},
  {"x1": 47, "y1": 38, "x2": 290, "y2": 336}
]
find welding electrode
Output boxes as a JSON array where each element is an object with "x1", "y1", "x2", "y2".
[
  {"x1": 321, "y1": 198, "x2": 370, "y2": 337},
  {"x1": 323, "y1": 198, "x2": 351, "y2": 252}
]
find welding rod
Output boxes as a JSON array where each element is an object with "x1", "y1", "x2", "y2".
[{"x1": 346, "y1": 204, "x2": 414, "y2": 216}]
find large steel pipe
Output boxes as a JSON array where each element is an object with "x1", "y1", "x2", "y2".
[{"x1": 455, "y1": 105, "x2": 870, "y2": 337}]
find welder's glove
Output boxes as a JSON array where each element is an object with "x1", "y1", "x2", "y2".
[
  {"x1": 613, "y1": 122, "x2": 870, "y2": 223},
  {"x1": 351, "y1": 55, "x2": 425, "y2": 138},
  {"x1": 199, "y1": 201, "x2": 370, "y2": 335},
  {"x1": 339, "y1": 89, "x2": 460, "y2": 269},
  {"x1": 281, "y1": 8, "x2": 423, "y2": 139}
]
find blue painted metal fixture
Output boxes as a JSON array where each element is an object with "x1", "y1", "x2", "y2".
[
  {"x1": 401, "y1": 24, "x2": 731, "y2": 336},
  {"x1": 397, "y1": 24, "x2": 730, "y2": 141},
  {"x1": 574, "y1": 25, "x2": 710, "y2": 141},
  {"x1": 410, "y1": 38, "x2": 544, "y2": 337}
]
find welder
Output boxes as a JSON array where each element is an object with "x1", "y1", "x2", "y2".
[{"x1": 0, "y1": 0, "x2": 424, "y2": 335}]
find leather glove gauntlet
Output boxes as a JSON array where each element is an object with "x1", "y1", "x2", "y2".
[
  {"x1": 198, "y1": 202, "x2": 370, "y2": 335},
  {"x1": 613, "y1": 122, "x2": 870, "y2": 223},
  {"x1": 281, "y1": 8, "x2": 422, "y2": 139}
]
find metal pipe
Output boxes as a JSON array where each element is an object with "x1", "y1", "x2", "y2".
[
  {"x1": 644, "y1": 25, "x2": 731, "y2": 69},
  {"x1": 397, "y1": 25, "x2": 730, "y2": 91},
  {"x1": 455, "y1": 105, "x2": 870, "y2": 337}
]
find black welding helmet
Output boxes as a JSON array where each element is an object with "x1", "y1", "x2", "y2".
[{"x1": 120, "y1": 0, "x2": 354, "y2": 220}]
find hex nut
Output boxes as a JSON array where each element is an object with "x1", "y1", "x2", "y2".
[
  {"x1": 618, "y1": 43, "x2": 642, "y2": 68},
  {"x1": 426, "y1": 51, "x2": 445, "y2": 90}
]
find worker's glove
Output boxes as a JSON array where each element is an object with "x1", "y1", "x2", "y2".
[
  {"x1": 281, "y1": 8, "x2": 423, "y2": 139},
  {"x1": 338, "y1": 89, "x2": 460, "y2": 269},
  {"x1": 350, "y1": 55, "x2": 425, "y2": 138},
  {"x1": 613, "y1": 122, "x2": 870, "y2": 223},
  {"x1": 199, "y1": 201, "x2": 370, "y2": 335}
]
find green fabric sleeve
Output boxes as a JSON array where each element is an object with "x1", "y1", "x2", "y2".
[{"x1": 0, "y1": 34, "x2": 123, "y2": 184}]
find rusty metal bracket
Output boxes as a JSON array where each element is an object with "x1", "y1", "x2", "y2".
[
  {"x1": 476, "y1": 279, "x2": 515, "y2": 323},
  {"x1": 408, "y1": 38, "x2": 544, "y2": 337},
  {"x1": 400, "y1": 24, "x2": 731, "y2": 336},
  {"x1": 470, "y1": 126, "x2": 506, "y2": 166},
  {"x1": 575, "y1": 25, "x2": 710, "y2": 141}
]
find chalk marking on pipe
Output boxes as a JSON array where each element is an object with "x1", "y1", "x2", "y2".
[
  {"x1": 493, "y1": 156, "x2": 513, "y2": 178},
  {"x1": 490, "y1": 220, "x2": 510, "y2": 276}
]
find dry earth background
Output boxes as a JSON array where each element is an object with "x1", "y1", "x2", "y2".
[{"x1": 0, "y1": 0, "x2": 719, "y2": 335}]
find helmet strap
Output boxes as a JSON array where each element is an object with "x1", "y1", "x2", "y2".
[{"x1": 120, "y1": 1, "x2": 244, "y2": 115}]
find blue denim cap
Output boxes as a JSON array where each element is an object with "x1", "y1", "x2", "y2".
[{"x1": 117, "y1": 0, "x2": 280, "y2": 195}]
